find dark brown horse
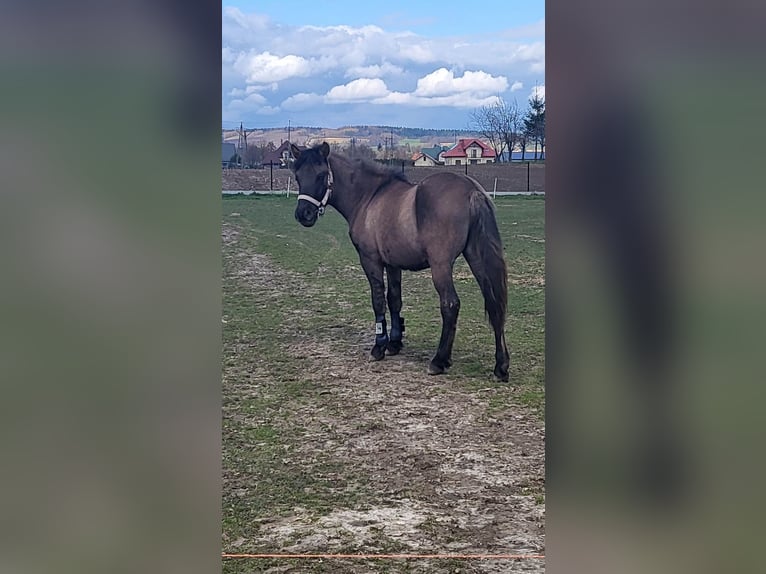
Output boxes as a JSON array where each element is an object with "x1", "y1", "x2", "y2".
[{"x1": 291, "y1": 142, "x2": 510, "y2": 381}]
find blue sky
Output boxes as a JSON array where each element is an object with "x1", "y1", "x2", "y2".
[{"x1": 222, "y1": 1, "x2": 544, "y2": 129}]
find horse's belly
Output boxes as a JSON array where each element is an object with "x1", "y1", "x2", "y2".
[{"x1": 380, "y1": 240, "x2": 428, "y2": 271}]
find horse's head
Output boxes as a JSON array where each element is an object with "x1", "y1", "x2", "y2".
[{"x1": 290, "y1": 142, "x2": 332, "y2": 227}]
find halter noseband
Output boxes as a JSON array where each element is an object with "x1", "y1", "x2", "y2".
[{"x1": 297, "y1": 164, "x2": 333, "y2": 216}]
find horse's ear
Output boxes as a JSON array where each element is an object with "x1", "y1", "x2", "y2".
[
  {"x1": 290, "y1": 143, "x2": 302, "y2": 160},
  {"x1": 320, "y1": 141, "x2": 330, "y2": 158}
]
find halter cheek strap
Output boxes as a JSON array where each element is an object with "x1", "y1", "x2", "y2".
[{"x1": 297, "y1": 166, "x2": 334, "y2": 216}]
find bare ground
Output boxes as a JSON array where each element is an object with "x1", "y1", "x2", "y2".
[{"x1": 222, "y1": 223, "x2": 545, "y2": 573}]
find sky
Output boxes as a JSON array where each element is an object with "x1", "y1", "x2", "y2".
[{"x1": 222, "y1": 1, "x2": 544, "y2": 130}]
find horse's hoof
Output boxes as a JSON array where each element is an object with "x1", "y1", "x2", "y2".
[
  {"x1": 428, "y1": 361, "x2": 448, "y2": 375},
  {"x1": 370, "y1": 345, "x2": 386, "y2": 361},
  {"x1": 494, "y1": 366, "x2": 509, "y2": 382},
  {"x1": 386, "y1": 340, "x2": 403, "y2": 355}
]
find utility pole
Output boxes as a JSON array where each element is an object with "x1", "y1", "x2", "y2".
[
  {"x1": 287, "y1": 119, "x2": 291, "y2": 144},
  {"x1": 390, "y1": 128, "x2": 394, "y2": 165},
  {"x1": 237, "y1": 122, "x2": 245, "y2": 168},
  {"x1": 236, "y1": 122, "x2": 257, "y2": 168}
]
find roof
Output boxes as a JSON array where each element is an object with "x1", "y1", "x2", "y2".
[
  {"x1": 222, "y1": 142, "x2": 237, "y2": 162},
  {"x1": 420, "y1": 145, "x2": 449, "y2": 162},
  {"x1": 441, "y1": 139, "x2": 496, "y2": 158}
]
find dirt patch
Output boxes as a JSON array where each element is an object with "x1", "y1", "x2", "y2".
[
  {"x1": 223, "y1": 222, "x2": 545, "y2": 572},
  {"x1": 222, "y1": 223, "x2": 239, "y2": 246},
  {"x1": 282, "y1": 337, "x2": 545, "y2": 555},
  {"x1": 261, "y1": 502, "x2": 431, "y2": 552}
]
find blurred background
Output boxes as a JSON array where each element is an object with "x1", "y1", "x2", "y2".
[
  {"x1": 547, "y1": 1, "x2": 766, "y2": 573},
  {"x1": 0, "y1": 2, "x2": 220, "y2": 573}
]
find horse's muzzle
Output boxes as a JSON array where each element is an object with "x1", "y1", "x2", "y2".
[{"x1": 295, "y1": 207, "x2": 318, "y2": 227}]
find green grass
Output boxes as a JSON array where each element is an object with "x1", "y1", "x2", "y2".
[
  {"x1": 222, "y1": 195, "x2": 544, "y2": 571},
  {"x1": 223, "y1": 195, "x2": 544, "y2": 391}
]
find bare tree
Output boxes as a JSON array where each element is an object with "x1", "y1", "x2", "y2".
[
  {"x1": 496, "y1": 98, "x2": 522, "y2": 162},
  {"x1": 243, "y1": 142, "x2": 265, "y2": 167},
  {"x1": 346, "y1": 141, "x2": 377, "y2": 161},
  {"x1": 469, "y1": 103, "x2": 505, "y2": 160}
]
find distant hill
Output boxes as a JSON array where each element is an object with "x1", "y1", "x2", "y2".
[{"x1": 222, "y1": 125, "x2": 483, "y2": 152}]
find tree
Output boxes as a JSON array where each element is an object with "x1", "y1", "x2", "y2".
[
  {"x1": 524, "y1": 91, "x2": 546, "y2": 160},
  {"x1": 469, "y1": 102, "x2": 505, "y2": 160},
  {"x1": 243, "y1": 143, "x2": 263, "y2": 167},
  {"x1": 346, "y1": 141, "x2": 377, "y2": 161},
  {"x1": 496, "y1": 98, "x2": 522, "y2": 162},
  {"x1": 471, "y1": 98, "x2": 528, "y2": 162}
]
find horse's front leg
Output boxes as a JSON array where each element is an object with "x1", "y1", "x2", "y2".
[
  {"x1": 360, "y1": 255, "x2": 388, "y2": 361},
  {"x1": 385, "y1": 265, "x2": 404, "y2": 355}
]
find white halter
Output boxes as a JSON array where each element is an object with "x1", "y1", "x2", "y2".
[{"x1": 297, "y1": 165, "x2": 333, "y2": 216}]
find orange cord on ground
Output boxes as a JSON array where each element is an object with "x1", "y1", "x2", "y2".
[{"x1": 222, "y1": 553, "x2": 544, "y2": 560}]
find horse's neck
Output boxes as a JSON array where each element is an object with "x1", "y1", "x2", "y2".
[{"x1": 328, "y1": 156, "x2": 383, "y2": 225}]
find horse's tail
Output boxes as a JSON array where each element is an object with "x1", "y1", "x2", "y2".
[{"x1": 464, "y1": 187, "x2": 508, "y2": 330}]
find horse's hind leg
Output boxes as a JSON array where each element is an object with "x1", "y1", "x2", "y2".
[
  {"x1": 428, "y1": 262, "x2": 460, "y2": 375},
  {"x1": 463, "y1": 245, "x2": 510, "y2": 382},
  {"x1": 385, "y1": 265, "x2": 404, "y2": 355}
]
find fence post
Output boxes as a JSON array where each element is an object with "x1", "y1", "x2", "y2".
[
  {"x1": 286, "y1": 176, "x2": 291, "y2": 197},
  {"x1": 527, "y1": 161, "x2": 530, "y2": 192},
  {"x1": 493, "y1": 177, "x2": 497, "y2": 199},
  {"x1": 270, "y1": 161, "x2": 274, "y2": 190}
]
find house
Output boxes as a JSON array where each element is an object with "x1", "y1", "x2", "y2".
[
  {"x1": 264, "y1": 140, "x2": 306, "y2": 168},
  {"x1": 441, "y1": 139, "x2": 496, "y2": 165},
  {"x1": 411, "y1": 145, "x2": 450, "y2": 166},
  {"x1": 222, "y1": 142, "x2": 237, "y2": 168}
]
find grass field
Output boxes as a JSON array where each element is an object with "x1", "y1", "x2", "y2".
[{"x1": 222, "y1": 195, "x2": 545, "y2": 573}]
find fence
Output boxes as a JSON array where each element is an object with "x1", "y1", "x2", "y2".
[{"x1": 222, "y1": 161, "x2": 545, "y2": 196}]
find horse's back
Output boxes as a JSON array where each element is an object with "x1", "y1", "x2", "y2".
[
  {"x1": 415, "y1": 171, "x2": 479, "y2": 224},
  {"x1": 413, "y1": 172, "x2": 479, "y2": 261}
]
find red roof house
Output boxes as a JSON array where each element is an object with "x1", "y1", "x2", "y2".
[{"x1": 441, "y1": 139, "x2": 496, "y2": 165}]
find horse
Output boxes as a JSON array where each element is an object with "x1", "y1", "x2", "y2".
[{"x1": 290, "y1": 142, "x2": 510, "y2": 381}]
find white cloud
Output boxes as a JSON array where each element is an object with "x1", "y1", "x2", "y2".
[
  {"x1": 280, "y1": 69, "x2": 510, "y2": 110},
  {"x1": 223, "y1": 92, "x2": 276, "y2": 121},
  {"x1": 233, "y1": 51, "x2": 314, "y2": 84},
  {"x1": 229, "y1": 84, "x2": 278, "y2": 97},
  {"x1": 414, "y1": 68, "x2": 508, "y2": 97},
  {"x1": 509, "y1": 42, "x2": 545, "y2": 73},
  {"x1": 511, "y1": 81, "x2": 523, "y2": 91},
  {"x1": 326, "y1": 78, "x2": 389, "y2": 102},
  {"x1": 404, "y1": 42, "x2": 436, "y2": 64},
  {"x1": 530, "y1": 84, "x2": 545, "y2": 101},
  {"x1": 345, "y1": 62, "x2": 404, "y2": 79},
  {"x1": 373, "y1": 92, "x2": 501, "y2": 108},
  {"x1": 281, "y1": 92, "x2": 324, "y2": 111},
  {"x1": 228, "y1": 92, "x2": 268, "y2": 108}
]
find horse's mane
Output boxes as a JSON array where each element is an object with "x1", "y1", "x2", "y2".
[{"x1": 350, "y1": 156, "x2": 412, "y2": 194}]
